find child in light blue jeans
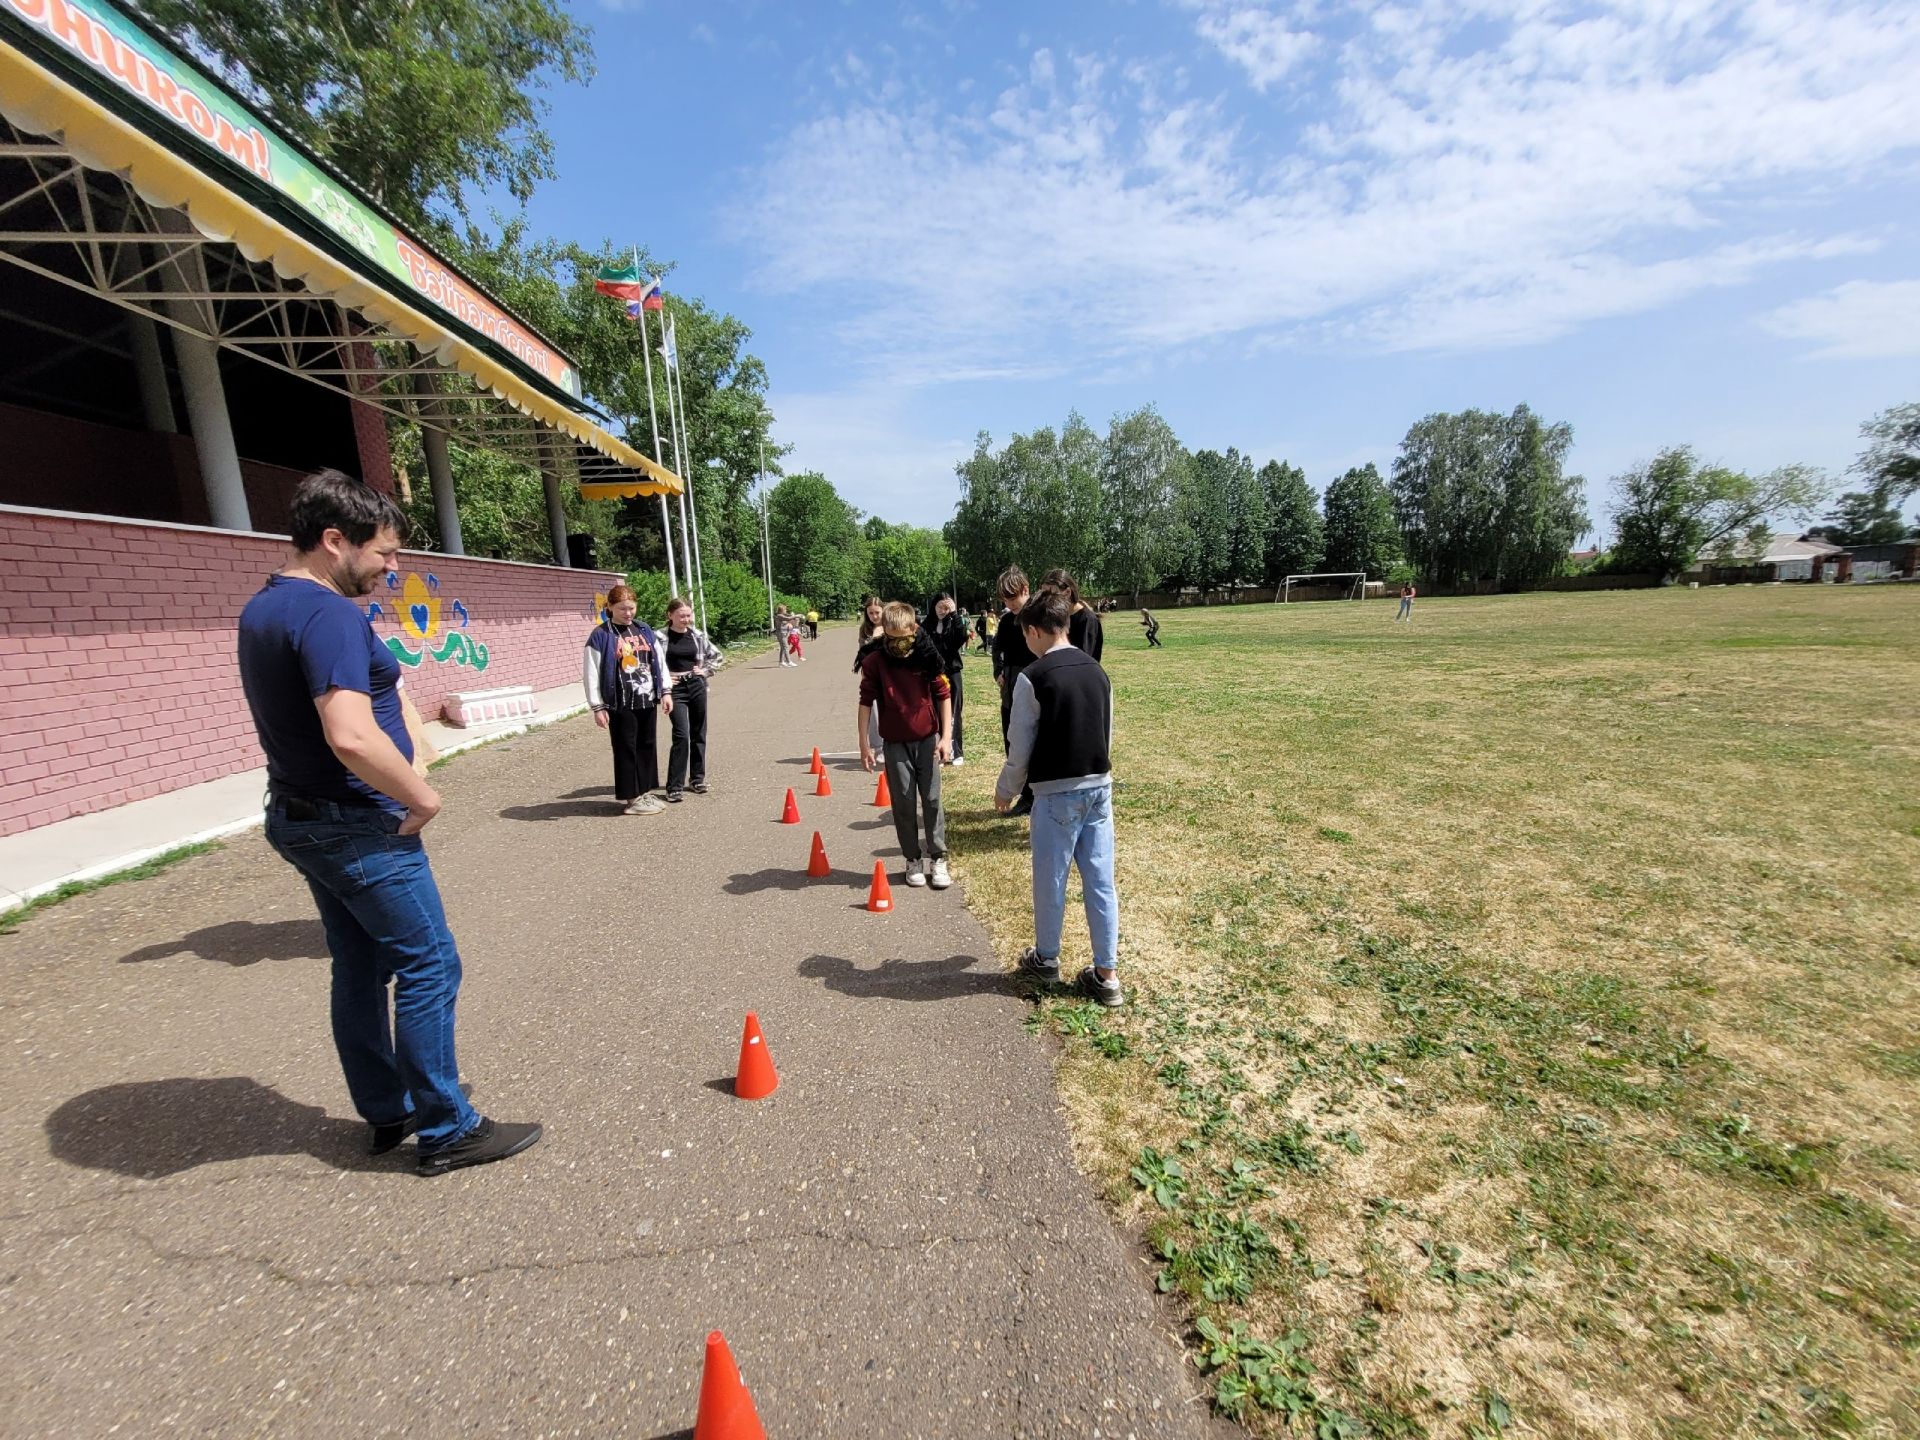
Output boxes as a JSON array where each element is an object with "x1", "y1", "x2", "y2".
[{"x1": 994, "y1": 590, "x2": 1121, "y2": 1006}]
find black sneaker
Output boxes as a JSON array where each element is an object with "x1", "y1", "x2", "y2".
[
  {"x1": 689, "y1": 780, "x2": 709, "y2": 794},
  {"x1": 1008, "y1": 795, "x2": 1033, "y2": 818},
  {"x1": 1017, "y1": 947, "x2": 1060, "y2": 982},
  {"x1": 1076, "y1": 965, "x2": 1124, "y2": 1008},
  {"x1": 369, "y1": 1115, "x2": 417, "y2": 1155},
  {"x1": 417, "y1": 1117, "x2": 543, "y2": 1176},
  {"x1": 370, "y1": 1079, "x2": 474, "y2": 1154},
  {"x1": 665, "y1": 790, "x2": 684, "y2": 803}
]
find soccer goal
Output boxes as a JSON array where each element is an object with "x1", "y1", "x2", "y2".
[{"x1": 1279, "y1": 572, "x2": 1368, "y2": 602}]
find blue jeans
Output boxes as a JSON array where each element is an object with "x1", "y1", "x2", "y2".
[
  {"x1": 1031, "y1": 785, "x2": 1119, "y2": 972},
  {"x1": 264, "y1": 798, "x2": 479, "y2": 1150}
]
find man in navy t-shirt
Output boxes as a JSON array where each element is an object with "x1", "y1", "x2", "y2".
[{"x1": 237, "y1": 470, "x2": 541, "y2": 1176}]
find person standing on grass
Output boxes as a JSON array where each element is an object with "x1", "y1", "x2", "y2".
[
  {"x1": 584, "y1": 583, "x2": 672, "y2": 815},
  {"x1": 238, "y1": 470, "x2": 540, "y2": 1176},
  {"x1": 995, "y1": 589, "x2": 1123, "y2": 1008},
  {"x1": 1140, "y1": 608, "x2": 1162, "y2": 647},
  {"x1": 859, "y1": 601, "x2": 954, "y2": 890},
  {"x1": 926, "y1": 591, "x2": 970, "y2": 767},
  {"x1": 1396, "y1": 582, "x2": 1416, "y2": 622},
  {"x1": 662, "y1": 597, "x2": 722, "y2": 801},
  {"x1": 991, "y1": 565, "x2": 1036, "y2": 816},
  {"x1": 1038, "y1": 567, "x2": 1103, "y2": 662}
]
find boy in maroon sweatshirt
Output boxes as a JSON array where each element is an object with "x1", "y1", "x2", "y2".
[{"x1": 859, "y1": 602, "x2": 954, "y2": 890}]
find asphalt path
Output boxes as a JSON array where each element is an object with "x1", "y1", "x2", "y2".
[{"x1": 0, "y1": 626, "x2": 1225, "y2": 1438}]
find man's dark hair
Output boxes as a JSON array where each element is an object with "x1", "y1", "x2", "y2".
[
  {"x1": 1019, "y1": 589, "x2": 1071, "y2": 635},
  {"x1": 288, "y1": 469, "x2": 407, "y2": 551},
  {"x1": 997, "y1": 564, "x2": 1029, "y2": 601}
]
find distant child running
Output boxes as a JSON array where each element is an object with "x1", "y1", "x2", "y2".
[
  {"x1": 1139, "y1": 608, "x2": 1161, "y2": 648},
  {"x1": 787, "y1": 622, "x2": 806, "y2": 662},
  {"x1": 996, "y1": 590, "x2": 1122, "y2": 1007},
  {"x1": 1396, "y1": 583, "x2": 1415, "y2": 623},
  {"x1": 859, "y1": 602, "x2": 955, "y2": 890}
]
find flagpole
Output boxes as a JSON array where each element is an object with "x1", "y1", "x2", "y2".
[
  {"x1": 666, "y1": 321, "x2": 711, "y2": 637},
  {"x1": 632, "y1": 249, "x2": 678, "y2": 601},
  {"x1": 759, "y1": 438, "x2": 775, "y2": 645},
  {"x1": 656, "y1": 318, "x2": 697, "y2": 608}
]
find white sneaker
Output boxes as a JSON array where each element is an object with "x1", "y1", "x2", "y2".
[
  {"x1": 904, "y1": 861, "x2": 928, "y2": 888},
  {"x1": 950, "y1": 755, "x2": 965, "y2": 768},
  {"x1": 929, "y1": 857, "x2": 952, "y2": 889}
]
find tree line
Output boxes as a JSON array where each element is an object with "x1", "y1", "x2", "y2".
[
  {"x1": 941, "y1": 404, "x2": 1592, "y2": 605},
  {"x1": 942, "y1": 398, "x2": 1920, "y2": 605}
]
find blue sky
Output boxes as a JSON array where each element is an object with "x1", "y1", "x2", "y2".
[{"x1": 504, "y1": 0, "x2": 1920, "y2": 537}]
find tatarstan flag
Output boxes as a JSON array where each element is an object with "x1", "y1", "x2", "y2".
[{"x1": 594, "y1": 260, "x2": 646, "y2": 301}]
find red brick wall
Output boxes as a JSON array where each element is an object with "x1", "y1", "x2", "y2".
[{"x1": 0, "y1": 507, "x2": 621, "y2": 838}]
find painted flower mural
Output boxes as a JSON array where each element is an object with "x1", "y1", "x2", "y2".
[{"x1": 377, "y1": 571, "x2": 489, "y2": 670}]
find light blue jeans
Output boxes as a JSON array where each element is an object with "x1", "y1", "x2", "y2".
[{"x1": 1031, "y1": 784, "x2": 1119, "y2": 972}]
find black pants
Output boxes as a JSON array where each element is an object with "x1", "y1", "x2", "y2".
[
  {"x1": 667, "y1": 675, "x2": 708, "y2": 792},
  {"x1": 1146, "y1": 629, "x2": 1162, "y2": 647},
  {"x1": 947, "y1": 667, "x2": 965, "y2": 761},
  {"x1": 608, "y1": 706, "x2": 660, "y2": 800}
]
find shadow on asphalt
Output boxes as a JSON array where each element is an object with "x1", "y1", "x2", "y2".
[
  {"x1": 46, "y1": 1077, "x2": 384, "y2": 1177},
  {"x1": 846, "y1": 816, "x2": 892, "y2": 831},
  {"x1": 117, "y1": 919, "x2": 328, "y2": 966},
  {"x1": 499, "y1": 799, "x2": 625, "y2": 822},
  {"x1": 724, "y1": 867, "x2": 863, "y2": 894},
  {"x1": 798, "y1": 953, "x2": 1009, "y2": 1002},
  {"x1": 562, "y1": 785, "x2": 616, "y2": 799},
  {"x1": 645, "y1": 1430, "x2": 694, "y2": 1440}
]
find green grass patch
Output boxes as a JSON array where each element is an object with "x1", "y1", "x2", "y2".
[
  {"x1": 951, "y1": 587, "x2": 1920, "y2": 1437},
  {"x1": 0, "y1": 841, "x2": 222, "y2": 934}
]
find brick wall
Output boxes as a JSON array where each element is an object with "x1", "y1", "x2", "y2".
[{"x1": 0, "y1": 506, "x2": 621, "y2": 838}]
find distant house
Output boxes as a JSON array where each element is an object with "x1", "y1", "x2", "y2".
[
  {"x1": 1568, "y1": 547, "x2": 1603, "y2": 564},
  {"x1": 1694, "y1": 532, "x2": 1845, "y2": 584}
]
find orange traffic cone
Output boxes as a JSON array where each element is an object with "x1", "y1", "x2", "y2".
[
  {"x1": 866, "y1": 859, "x2": 894, "y2": 913},
  {"x1": 814, "y1": 768, "x2": 832, "y2": 798},
  {"x1": 779, "y1": 788, "x2": 800, "y2": 825},
  {"x1": 871, "y1": 769, "x2": 892, "y2": 807},
  {"x1": 733, "y1": 1013, "x2": 779, "y2": 1102},
  {"x1": 807, "y1": 746, "x2": 823, "y2": 775},
  {"x1": 693, "y1": 1329, "x2": 768, "y2": 1440},
  {"x1": 806, "y1": 831, "x2": 831, "y2": 878}
]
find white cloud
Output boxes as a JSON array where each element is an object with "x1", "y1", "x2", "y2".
[
  {"x1": 741, "y1": 1, "x2": 1920, "y2": 377},
  {"x1": 1763, "y1": 279, "x2": 1920, "y2": 358},
  {"x1": 767, "y1": 387, "x2": 969, "y2": 527},
  {"x1": 1186, "y1": 2, "x2": 1319, "y2": 89}
]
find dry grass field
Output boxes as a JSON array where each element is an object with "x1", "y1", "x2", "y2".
[{"x1": 945, "y1": 585, "x2": 1919, "y2": 1439}]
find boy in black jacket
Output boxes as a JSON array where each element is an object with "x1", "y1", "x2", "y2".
[{"x1": 994, "y1": 590, "x2": 1122, "y2": 1007}]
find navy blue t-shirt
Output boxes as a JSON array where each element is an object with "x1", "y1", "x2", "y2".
[{"x1": 238, "y1": 575, "x2": 412, "y2": 810}]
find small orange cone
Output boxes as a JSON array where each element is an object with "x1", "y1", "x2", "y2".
[
  {"x1": 866, "y1": 860, "x2": 894, "y2": 913},
  {"x1": 693, "y1": 1329, "x2": 769, "y2": 1439},
  {"x1": 807, "y1": 746, "x2": 823, "y2": 775},
  {"x1": 806, "y1": 831, "x2": 831, "y2": 877},
  {"x1": 814, "y1": 768, "x2": 832, "y2": 798},
  {"x1": 779, "y1": 788, "x2": 800, "y2": 825},
  {"x1": 733, "y1": 1013, "x2": 779, "y2": 1102},
  {"x1": 871, "y1": 769, "x2": 892, "y2": 807}
]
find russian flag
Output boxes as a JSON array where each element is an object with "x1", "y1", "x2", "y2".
[{"x1": 640, "y1": 276, "x2": 665, "y2": 311}]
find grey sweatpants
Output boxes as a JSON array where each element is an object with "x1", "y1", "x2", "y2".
[{"x1": 883, "y1": 735, "x2": 946, "y2": 861}]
